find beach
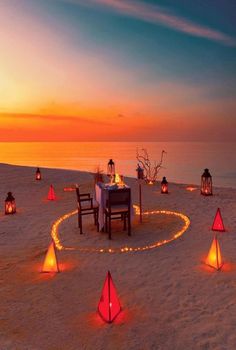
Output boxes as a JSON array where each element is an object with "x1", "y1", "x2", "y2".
[{"x1": 1, "y1": 163, "x2": 236, "y2": 350}]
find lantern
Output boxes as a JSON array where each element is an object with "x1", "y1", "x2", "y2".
[
  {"x1": 201, "y1": 168, "x2": 212, "y2": 196},
  {"x1": 136, "y1": 163, "x2": 144, "y2": 180},
  {"x1": 98, "y1": 271, "x2": 121, "y2": 323},
  {"x1": 42, "y1": 241, "x2": 59, "y2": 273},
  {"x1": 205, "y1": 236, "x2": 223, "y2": 270},
  {"x1": 107, "y1": 159, "x2": 115, "y2": 177},
  {"x1": 35, "y1": 167, "x2": 42, "y2": 181},
  {"x1": 161, "y1": 176, "x2": 168, "y2": 194},
  {"x1": 212, "y1": 208, "x2": 225, "y2": 232},
  {"x1": 5, "y1": 192, "x2": 16, "y2": 215}
]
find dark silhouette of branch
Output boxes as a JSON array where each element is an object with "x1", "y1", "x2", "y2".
[{"x1": 136, "y1": 148, "x2": 166, "y2": 183}]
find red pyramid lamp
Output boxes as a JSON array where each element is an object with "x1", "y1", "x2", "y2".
[
  {"x1": 201, "y1": 168, "x2": 212, "y2": 196},
  {"x1": 5, "y1": 192, "x2": 16, "y2": 215},
  {"x1": 98, "y1": 271, "x2": 121, "y2": 323},
  {"x1": 161, "y1": 176, "x2": 168, "y2": 194},
  {"x1": 107, "y1": 159, "x2": 115, "y2": 178},
  {"x1": 35, "y1": 167, "x2": 42, "y2": 181},
  {"x1": 212, "y1": 208, "x2": 225, "y2": 232},
  {"x1": 205, "y1": 235, "x2": 223, "y2": 271},
  {"x1": 47, "y1": 185, "x2": 56, "y2": 200}
]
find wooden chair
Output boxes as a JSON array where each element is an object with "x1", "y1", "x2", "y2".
[
  {"x1": 104, "y1": 188, "x2": 131, "y2": 239},
  {"x1": 76, "y1": 185, "x2": 99, "y2": 234}
]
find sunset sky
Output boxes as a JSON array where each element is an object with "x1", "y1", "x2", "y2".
[{"x1": 0, "y1": 0, "x2": 235, "y2": 141}]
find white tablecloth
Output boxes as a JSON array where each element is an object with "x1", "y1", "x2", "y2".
[{"x1": 95, "y1": 183, "x2": 134, "y2": 230}]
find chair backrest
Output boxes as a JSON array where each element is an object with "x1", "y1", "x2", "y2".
[
  {"x1": 76, "y1": 185, "x2": 92, "y2": 210},
  {"x1": 75, "y1": 185, "x2": 80, "y2": 202},
  {"x1": 107, "y1": 188, "x2": 131, "y2": 209}
]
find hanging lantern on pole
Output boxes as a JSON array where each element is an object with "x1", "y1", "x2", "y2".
[
  {"x1": 5, "y1": 192, "x2": 16, "y2": 215},
  {"x1": 161, "y1": 176, "x2": 168, "y2": 194},
  {"x1": 35, "y1": 167, "x2": 42, "y2": 181},
  {"x1": 201, "y1": 168, "x2": 213, "y2": 196},
  {"x1": 107, "y1": 159, "x2": 115, "y2": 177},
  {"x1": 136, "y1": 163, "x2": 144, "y2": 180}
]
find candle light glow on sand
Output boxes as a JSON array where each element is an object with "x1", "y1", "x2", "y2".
[{"x1": 50, "y1": 205, "x2": 190, "y2": 253}]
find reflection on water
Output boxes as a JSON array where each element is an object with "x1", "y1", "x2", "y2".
[{"x1": 0, "y1": 142, "x2": 235, "y2": 188}]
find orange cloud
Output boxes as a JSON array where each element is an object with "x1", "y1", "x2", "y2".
[{"x1": 0, "y1": 113, "x2": 112, "y2": 125}]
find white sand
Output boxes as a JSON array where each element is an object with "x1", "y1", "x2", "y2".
[{"x1": 0, "y1": 163, "x2": 236, "y2": 350}]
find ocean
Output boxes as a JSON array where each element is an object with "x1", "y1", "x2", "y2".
[{"x1": 0, "y1": 142, "x2": 236, "y2": 188}]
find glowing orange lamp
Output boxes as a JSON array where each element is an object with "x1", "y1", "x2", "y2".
[
  {"x1": 48, "y1": 185, "x2": 56, "y2": 200},
  {"x1": 161, "y1": 176, "x2": 168, "y2": 194},
  {"x1": 35, "y1": 167, "x2": 42, "y2": 181},
  {"x1": 205, "y1": 236, "x2": 223, "y2": 270},
  {"x1": 42, "y1": 241, "x2": 59, "y2": 273},
  {"x1": 98, "y1": 271, "x2": 121, "y2": 323},
  {"x1": 201, "y1": 168, "x2": 212, "y2": 196},
  {"x1": 212, "y1": 208, "x2": 225, "y2": 232},
  {"x1": 5, "y1": 192, "x2": 16, "y2": 215}
]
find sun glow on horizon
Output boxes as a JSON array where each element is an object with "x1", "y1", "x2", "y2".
[{"x1": 0, "y1": 0, "x2": 235, "y2": 141}]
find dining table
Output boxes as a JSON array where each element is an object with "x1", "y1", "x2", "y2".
[{"x1": 95, "y1": 182, "x2": 134, "y2": 231}]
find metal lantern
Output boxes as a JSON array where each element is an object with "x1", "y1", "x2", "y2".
[
  {"x1": 36, "y1": 167, "x2": 42, "y2": 181},
  {"x1": 5, "y1": 192, "x2": 16, "y2": 215},
  {"x1": 136, "y1": 163, "x2": 144, "y2": 180},
  {"x1": 161, "y1": 176, "x2": 168, "y2": 194},
  {"x1": 201, "y1": 168, "x2": 212, "y2": 196},
  {"x1": 107, "y1": 159, "x2": 115, "y2": 177}
]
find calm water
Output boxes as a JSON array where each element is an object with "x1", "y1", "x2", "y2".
[{"x1": 0, "y1": 142, "x2": 236, "y2": 188}]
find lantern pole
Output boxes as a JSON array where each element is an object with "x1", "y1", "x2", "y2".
[
  {"x1": 136, "y1": 164, "x2": 144, "y2": 224},
  {"x1": 139, "y1": 180, "x2": 142, "y2": 223}
]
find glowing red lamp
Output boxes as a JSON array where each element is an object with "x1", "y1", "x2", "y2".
[
  {"x1": 42, "y1": 241, "x2": 59, "y2": 273},
  {"x1": 98, "y1": 271, "x2": 121, "y2": 323},
  {"x1": 201, "y1": 168, "x2": 212, "y2": 196},
  {"x1": 161, "y1": 176, "x2": 168, "y2": 194},
  {"x1": 48, "y1": 185, "x2": 56, "y2": 200},
  {"x1": 212, "y1": 208, "x2": 225, "y2": 232},
  {"x1": 5, "y1": 192, "x2": 16, "y2": 215},
  {"x1": 205, "y1": 236, "x2": 223, "y2": 271},
  {"x1": 107, "y1": 159, "x2": 115, "y2": 177},
  {"x1": 35, "y1": 167, "x2": 42, "y2": 181}
]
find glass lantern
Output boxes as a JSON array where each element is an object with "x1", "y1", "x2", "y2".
[
  {"x1": 161, "y1": 177, "x2": 168, "y2": 194},
  {"x1": 107, "y1": 159, "x2": 115, "y2": 177},
  {"x1": 201, "y1": 168, "x2": 212, "y2": 196},
  {"x1": 36, "y1": 167, "x2": 42, "y2": 180},
  {"x1": 5, "y1": 192, "x2": 16, "y2": 215}
]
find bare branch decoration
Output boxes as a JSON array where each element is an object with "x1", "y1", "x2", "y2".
[{"x1": 136, "y1": 148, "x2": 166, "y2": 183}]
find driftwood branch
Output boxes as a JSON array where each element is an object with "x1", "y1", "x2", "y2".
[{"x1": 136, "y1": 148, "x2": 166, "y2": 183}]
